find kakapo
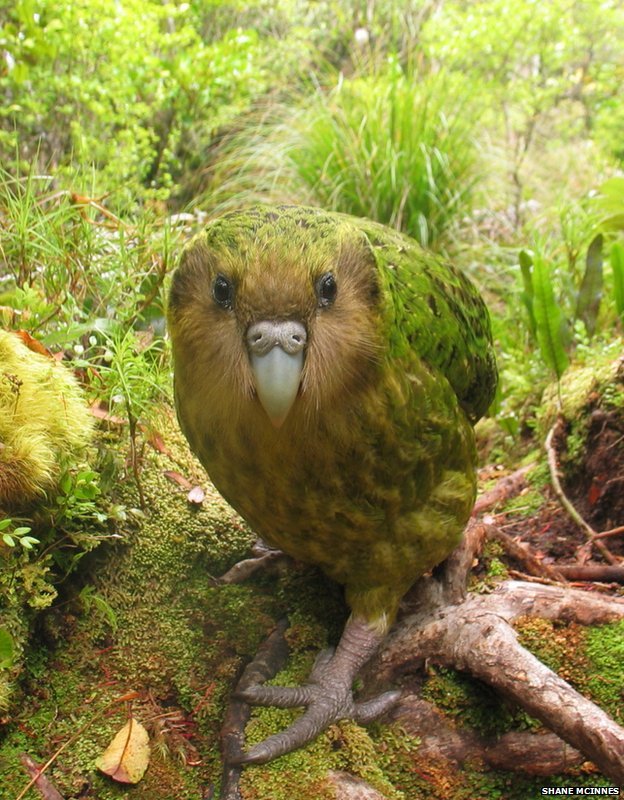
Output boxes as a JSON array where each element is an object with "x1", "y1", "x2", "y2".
[{"x1": 168, "y1": 205, "x2": 497, "y2": 763}]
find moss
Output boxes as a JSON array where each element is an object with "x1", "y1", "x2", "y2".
[
  {"x1": 1, "y1": 405, "x2": 622, "y2": 796},
  {"x1": 0, "y1": 411, "x2": 263, "y2": 797},
  {"x1": 500, "y1": 487, "x2": 544, "y2": 516},
  {"x1": 0, "y1": 330, "x2": 93, "y2": 509},
  {"x1": 240, "y1": 716, "x2": 405, "y2": 800},
  {"x1": 421, "y1": 666, "x2": 537, "y2": 737},
  {"x1": 585, "y1": 619, "x2": 624, "y2": 723},
  {"x1": 469, "y1": 539, "x2": 510, "y2": 593},
  {"x1": 539, "y1": 356, "x2": 623, "y2": 433},
  {"x1": 516, "y1": 616, "x2": 624, "y2": 722}
]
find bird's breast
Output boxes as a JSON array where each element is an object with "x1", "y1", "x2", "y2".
[{"x1": 187, "y1": 367, "x2": 476, "y2": 591}]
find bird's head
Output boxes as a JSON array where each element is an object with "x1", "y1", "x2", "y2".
[{"x1": 168, "y1": 206, "x2": 385, "y2": 432}]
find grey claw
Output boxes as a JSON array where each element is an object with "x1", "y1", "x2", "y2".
[{"x1": 354, "y1": 690, "x2": 402, "y2": 723}]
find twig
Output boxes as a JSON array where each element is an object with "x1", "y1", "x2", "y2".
[
  {"x1": 545, "y1": 418, "x2": 619, "y2": 566},
  {"x1": 18, "y1": 754, "x2": 65, "y2": 800},
  {"x1": 486, "y1": 523, "x2": 567, "y2": 583},
  {"x1": 69, "y1": 192, "x2": 131, "y2": 230},
  {"x1": 555, "y1": 564, "x2": 624, "y2": 584},
  {"x1": 592, "y1": 525, "x2": 624, "y2": 541},
  {"x1": 14, "y1": 692, "x2": 140, "y2": 800}
]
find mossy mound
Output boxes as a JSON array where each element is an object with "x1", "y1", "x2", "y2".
[
  {"x1": 0, "y1": 329, "x2": 96, "y2": 715},
  {"x1": 0, "y1": 329, "x2": 93, "y2": 510},
  {"x1": 540, "y1": 355, "x2": 624, "y2": 539}
]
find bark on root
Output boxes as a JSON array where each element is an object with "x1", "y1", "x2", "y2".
[{"x1": 371, "y1": 520, "x2": 624, "y2": 786}]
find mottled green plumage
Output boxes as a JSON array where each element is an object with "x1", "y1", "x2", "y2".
[{"x1": 168, "y1": 204, "x2": 496, "y2": 630}]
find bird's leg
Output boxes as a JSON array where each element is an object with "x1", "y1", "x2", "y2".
[{"x1": 234, "y1": 616, "x2": 401, "y2": 764}]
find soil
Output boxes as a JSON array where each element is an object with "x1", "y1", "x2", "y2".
[{"x1": 489, "y1": 406, "x2": 624, "y2": 571}]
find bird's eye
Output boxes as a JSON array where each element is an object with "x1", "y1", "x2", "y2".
[
  {"x1": 317, "y1": 273, "x2": 337, "y2": 308},
  {"x1": 213, "y1": 275, "x2": 234, "y2": 309}
]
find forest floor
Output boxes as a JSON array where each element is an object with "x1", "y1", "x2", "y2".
[{"x1": 2, "y1": 361, "x2": 624, "y2": 800}]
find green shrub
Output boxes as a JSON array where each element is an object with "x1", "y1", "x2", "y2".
[{"x1": 206, "y1": 66, "x2": 480, "y2": 248}]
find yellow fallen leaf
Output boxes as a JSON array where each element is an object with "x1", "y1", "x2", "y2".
[{"x1": 96, "y1": 718, "x2": 150, "y2": 784}]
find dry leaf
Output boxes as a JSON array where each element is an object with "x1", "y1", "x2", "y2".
[
  {"x1": 148, "y1": 431, "x2": 172, "y2": 456},
  {"x1": 15, "y1": 330, "x2": 53, "y2": 358},
  {"x1": 96, "y1": 718, "x2": 150, "y2": 784},
  {"x1": 89, "y1": 401, "x2": 126, "y2": 426},
  {"x1": 163, "y1": 469, "x2": 193, "y2": 490}
]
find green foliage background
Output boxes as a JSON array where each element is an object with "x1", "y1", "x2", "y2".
[{"x1": 0, "y1": 1, "x2": 624, "y2": 795}]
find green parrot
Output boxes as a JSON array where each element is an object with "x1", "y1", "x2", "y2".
[{"x1": 167, "y1": 204, "x2": 497, "y2": 763}]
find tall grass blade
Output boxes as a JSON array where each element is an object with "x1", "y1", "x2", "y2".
[{"x1": 575, "y1": 233, "x2": 603, "y2": 337}]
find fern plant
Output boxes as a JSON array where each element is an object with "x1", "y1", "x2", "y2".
[{"x1": 520, "y1": 249, "x2": 569, "y2": 380}]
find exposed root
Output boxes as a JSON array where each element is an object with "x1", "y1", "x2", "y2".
[
  {"x1": 389, "y1": 695, "x2": 586, "y2": 775},
  {"x1": 219, "y1": 619, "x2": 290, "y2": 799},
  {"x1": 374, "y1": 524, "x2": 624, "y2": 785},
  {"x1": 546, "y1": 417, "x2": 619, "y2": 566}
]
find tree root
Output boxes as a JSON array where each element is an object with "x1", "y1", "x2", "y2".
[
  {"x1": 217, "y1": 467, "x2": 624, "y2": 797},
  {"x1": 219, "y1": 619, "x2": 290, "y2": 799},
  {"x1": 374, "y1": 521, "x2": 624, "y2": 786},
  {"x1": 388, "y1": 694, "x2": 586, "y2": 775},
  {"x1": 546, "y1": 417, "x2": 620, "y2": 566}
]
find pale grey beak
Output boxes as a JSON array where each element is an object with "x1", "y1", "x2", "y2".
[{"x1": 246, "y1": 320, "x2": 306, "y2": 427}]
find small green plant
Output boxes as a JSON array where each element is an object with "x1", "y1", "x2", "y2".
[
  {"x1": 612, "y1": 242, "x2": 624, "y2": 320},
  {"x1": 0, "y1": 627, "x2": 15, "y2": 669},
  {"x1": 81, "y1": 328, "x2": 169, "y2": 508},
  {"x1": 78, "y1": 585, "x2": 118, "y2": 632},
  {"x1": 0, "y1": 518, "x2": 39, "y2": 551},
  {"x1": 517, "y1": 179, "x2": 624, "y2": 381},
  {"x1": 518, "y1": 247, "x2": 569, "y2": 381}
]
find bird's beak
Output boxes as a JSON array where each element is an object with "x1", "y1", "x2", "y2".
[{"x1": 246, "y1": 320, "x2": 307, "y2": 428}]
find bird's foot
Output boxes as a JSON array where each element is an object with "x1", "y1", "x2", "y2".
[
  {"x1": 233, "y1": 617, "x2": 401, "y2": 764},
  {"x1": 213, "y1": 540, "x2": 293, "y2": 585}
]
